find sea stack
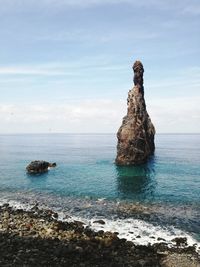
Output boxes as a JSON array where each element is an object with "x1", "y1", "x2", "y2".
[{"x1": 115, "y1": 60, "x2": 155, "y2": 165}]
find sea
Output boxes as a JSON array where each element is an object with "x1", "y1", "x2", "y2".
[{"x1": 0, "y1": 133, "x2": 199, "y2": 249}]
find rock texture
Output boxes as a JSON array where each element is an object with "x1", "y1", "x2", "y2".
[
  {"x1": 116, "y1": 60, "x2": 155, "y2": 165},
  {"x1": 26, "y1": 161, "x2": 56, "y2": 174}
]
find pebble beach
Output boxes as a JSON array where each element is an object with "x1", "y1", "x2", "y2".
[{"x1": 0, "y1": 203, "x2": 199, "y2": 267}]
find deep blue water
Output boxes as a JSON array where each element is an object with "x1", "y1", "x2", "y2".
[
  {"x1": 0, "y1": 134, "x2": 200, "y2": 242},
  {"x1": 0, "y1": 133, "x2": 199, "y2": 204}
]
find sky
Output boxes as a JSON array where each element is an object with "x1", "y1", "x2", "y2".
[{"x1": 0, "y1": 0, "x2": 199, "y2": 133}]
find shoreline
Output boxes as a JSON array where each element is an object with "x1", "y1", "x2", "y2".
[
  {"x1": 1, "y1": 193, "x2": 200, "y2": 246},
  {"x1": 0, "y1": 203, "x2": 200, "y2": 266}
]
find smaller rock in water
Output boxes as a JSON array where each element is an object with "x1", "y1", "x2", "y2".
[{"x1": 26, "y1": 161, "x2": 56, "y2": 174}]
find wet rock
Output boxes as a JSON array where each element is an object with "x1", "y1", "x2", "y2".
[
  {"x1": 172, "y1": 237, "x2": 188, "y2": 246},
  {"x1": 52, "y1": 212, "x2": 58, "y2": 219},
  {"x1": 157, "y1": 250, "x2": 168, "y2": 255},
  {"x1": 26, "y1": 161, "x2": 56, "y2": 174},
  {"x1": 93, "y1": 220, "x2": 106, "y2": 225},
  {"x1": 116, "y1": 60, "x2": 155, "y2": 165},
  {"x1": 157, "y1": 237, "x2": 166, "y2": 242}
]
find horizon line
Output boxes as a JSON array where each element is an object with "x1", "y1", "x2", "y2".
[{"x1": 0, "y1": 132, "x2": 200, "y2": 135}]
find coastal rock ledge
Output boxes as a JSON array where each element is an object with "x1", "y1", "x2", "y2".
[{"x1": 116, "y1": 60, "x2": 155, "y2": 165}]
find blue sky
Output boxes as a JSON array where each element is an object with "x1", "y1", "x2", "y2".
[{"x1": 0, "y1": 0, "x2": 199, "y2": 133}]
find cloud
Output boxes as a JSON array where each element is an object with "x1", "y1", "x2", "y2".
[
  {"x1": 36, "y1": 29, "x2": 158, "y2": 44},
  {"x1": 0, "y1": 99, "x2": 125, "y2": 133},
  {"x1": 147, "y1": 96, "x2": 200, "y2": 133},
  {"x1": 0, "y1": 59, "x2": 129, "y2": 79},
  {"x1": 145, "y1": 66, "x2": 200, "y2": 96},
  {"x1": 0, "y1": 64, "x2": 73, "y2": 76},
  {"x1": 0, "y1": 96, "x2": 200, "y2": 133},
  {"x1": 0, "y1": 0, "x2": 196, "y2": 12}
]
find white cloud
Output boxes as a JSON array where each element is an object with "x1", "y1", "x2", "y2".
[
  {"x1": 0, "y1": 58, "x2": 123, "y2": 76},
  {"x1": 147, "y1": 96, "x2": 200, "y2": 133},
  {"x1": 0, "y1": 65, "x2": 74, "y2": 76},
  {"x1": 0, "y1": 96, "x2": 200, "y2": 133},
  {"x1": 0, "y1": 99, "x2": 125, "y2": 133}
]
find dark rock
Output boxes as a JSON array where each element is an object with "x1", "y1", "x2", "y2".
[
  {"x1": 93, "y1": 220, "x2": 106, "y2": 225},
  {"x1": 172, "y1": 237, "x2": 188, "y2": 246},
  {"x1": 26, "y1": 161, "x2": 56, "y2": 174},
  {"x1": 97, "y1": 230, "x2": 104, "y2": 236},
  {"x1": 116, "y1": 60, "x2": 155, "y2": 165},
  {"x1": 49, "y1": 162, "x2": 57, "y2": 167},
  {"x1": 52, "y1": 212, "x2": 58, "y2": 219}
]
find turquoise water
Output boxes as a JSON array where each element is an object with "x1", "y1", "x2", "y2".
[
  {"x1": 0, "y1": 133, "x2": 200, "y2": 241},
  {"x1": 0, "y1": 133, "x2": 199, "y2": 203}
]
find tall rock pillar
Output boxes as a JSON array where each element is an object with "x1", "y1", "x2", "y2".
[{"x1": 115, "y1": 60, "x2": 155, "y2": 165}]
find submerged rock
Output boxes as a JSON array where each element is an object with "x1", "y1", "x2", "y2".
[
  {"x1": 26, "y1": 161, "x2": 56, "y2": 174},
  {"x1": 115, "y1": 60, "x2": 155, "y2": 165}
]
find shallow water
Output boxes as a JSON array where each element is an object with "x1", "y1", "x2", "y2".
[{"x1": 0, "y1": 133, "x2": 200, "y2": 244}]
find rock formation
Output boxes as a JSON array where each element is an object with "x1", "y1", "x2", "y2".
[
  {"x1": 115, "y1": 60, "x2": 155, "y2": 165},
  {"x1": 26, "y1": 161, "x2": 56, "y2": 174}
]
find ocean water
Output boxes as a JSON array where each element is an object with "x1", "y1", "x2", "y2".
[{"x1": 0, "y1": 133, "x2": 200, "y2": 247}]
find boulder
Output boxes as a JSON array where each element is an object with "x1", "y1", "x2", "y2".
[{"x1": 26, "y1": 161, "x2": 56, "y2": 174}]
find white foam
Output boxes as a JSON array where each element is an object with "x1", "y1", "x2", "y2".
[
  {"x1": 0, "y1": 198, "x2": 44, "y2": 212},
  {"x1": 63, "y1": 215, "x2": 200, "y2": 253},
  {"x1": 89, "y1": 218, "x2": 199, "y2": 247}
]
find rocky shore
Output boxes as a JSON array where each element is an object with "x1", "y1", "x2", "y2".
[{"x1": 0, "y1": 204, "x2": 199, "y2": 267}]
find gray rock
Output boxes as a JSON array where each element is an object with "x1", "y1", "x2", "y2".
[{"x1": 26, "y1": 161, "x2": 56, "y2": 174}]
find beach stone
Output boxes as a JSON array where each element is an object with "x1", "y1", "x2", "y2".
[
  {"x1": 3, "y1": 211, "x2": 10, "y2": 219},
  {"x1": 0, "y1": 204, "x2": 200, "y2": 267},
  {"x1": 26, "y1": 161, "x2": 56, "y2": 174},
  {"x1": 116, "y1": 60, "x2": 155, "y2": 165},
  {"x1": 172, "y1": 237, "x2": 188, "y2": 246},
  {"x1": 46, "y1": 228, "x2": 54, "y2": 235}
]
